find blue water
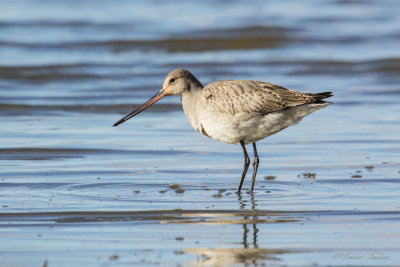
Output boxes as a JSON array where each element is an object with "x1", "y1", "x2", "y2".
[{"x1": 1, "y1": 0, "x2": 400, "y2": 266}]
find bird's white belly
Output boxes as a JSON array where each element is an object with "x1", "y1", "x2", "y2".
[
  {"x1": 197, "y1": 112, "x2": 283, "y2": 144},
  {"x1": 195, "y1": 103, "x2": 327, "y2": 144}
]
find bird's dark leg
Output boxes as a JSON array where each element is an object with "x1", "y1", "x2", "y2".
[
  {"x1": 250, "y1": 142, "x2": 259, "y2": 191},
  {"x1": 237, "y1": 140, "x2": 250, "y2": 192}
]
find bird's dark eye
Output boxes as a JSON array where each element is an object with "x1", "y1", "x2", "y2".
[{"x1": 169, "y1": 78, "x2": 176, "y2": 83}]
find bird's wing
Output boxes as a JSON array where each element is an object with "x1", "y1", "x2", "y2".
[{"x1": 197, "y1": 80, "x2": 316, "y2": 115}]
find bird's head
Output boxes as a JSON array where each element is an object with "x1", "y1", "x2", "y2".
[
  {"x1": 113, "y1": 69, "x2": 202, "y2": 127},
  {"x1": 162, "y1": 68, "x2": 203, "y2": 96}
]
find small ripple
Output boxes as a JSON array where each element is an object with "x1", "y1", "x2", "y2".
[
  {"x1": 0, "y1": 147, "x2": 190, "y2": 160},
  {"x1": 0, "y1": 103, "x2": 181, "y2": 115},
  {"x1": 0, "y1": 209, "x2": 398, "y2": 226},
  {"x1": 0, "y1": 26, "x2": 293, "y2": 52},
  {"x1": 0, "y1": 182, "x2": 72, "y2": 189}
]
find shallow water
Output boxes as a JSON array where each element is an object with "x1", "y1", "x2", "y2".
[{"x1": 1, "y1": 0, "x2": 400, "y2": 266}]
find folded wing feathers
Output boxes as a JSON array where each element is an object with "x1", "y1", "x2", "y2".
[{"x1": 200, "y1": 80, "x2": 332, "y2": 115}]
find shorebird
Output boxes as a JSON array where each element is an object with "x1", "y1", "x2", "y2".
[{"x1": 114, "y1": 69, "x2": 332, "y2": 192}]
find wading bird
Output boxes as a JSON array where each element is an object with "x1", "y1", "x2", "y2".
[{"x1": 114, "y1": 69, "x2": 332, "y2": 192}]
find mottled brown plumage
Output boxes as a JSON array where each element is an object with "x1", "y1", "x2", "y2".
[
  {"x1": 198, "y1": 80, "x2": 329, "y2": 116},
  {"x1": 114, "y1": 69, "x2": 333, "y2": 191}
]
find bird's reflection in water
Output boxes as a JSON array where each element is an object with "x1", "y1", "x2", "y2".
[
  {"x1": 238, "y1": 192, "x2": 259, "y2": 250},
  {"x1": 185, "y1": 192, "x2": 292, "y2": 266}
]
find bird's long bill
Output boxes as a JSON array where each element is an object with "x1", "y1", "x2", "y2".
[{"x1": 113, "y1": 89, "x2": 165, "y2": 127}]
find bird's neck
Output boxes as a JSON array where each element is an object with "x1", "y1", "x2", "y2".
[{"x1": 181, "y1": 86, "x2": 202, "y2": 132}]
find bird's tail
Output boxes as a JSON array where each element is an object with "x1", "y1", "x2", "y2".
[{"x1": 309, "y1": 92, "x2": 333, "y2": 102}]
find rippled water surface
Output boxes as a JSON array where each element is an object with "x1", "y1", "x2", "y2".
[{"x1": 1, "y1": 0, "x2": 400, "y2": 266}]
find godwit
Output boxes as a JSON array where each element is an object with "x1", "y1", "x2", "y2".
[{"x1": 114, "y1": 69, "x2": 332, "y2": 192}]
